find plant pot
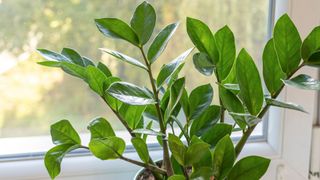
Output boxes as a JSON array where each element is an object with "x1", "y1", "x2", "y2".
[{"x1": 134, "y1": 160, "x2": 163, "y2": 180}]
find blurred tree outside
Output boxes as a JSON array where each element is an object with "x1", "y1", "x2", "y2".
[{"x1": 0, "y1": 0, "x2": 269, "y2": 137}]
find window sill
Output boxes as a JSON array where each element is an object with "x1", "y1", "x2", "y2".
[{"x1": 0, "y1": 141, "x2": 278, "y2": 180}]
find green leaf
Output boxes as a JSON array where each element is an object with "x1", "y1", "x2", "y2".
[
  {"x1": 142, "y1": 121, "x2": 153, "y2": 142},
  {"x1": 219, "y1": 83, "x2": 240, "y2": 94},
  {"x1": 193, "y1": 52, "x2": 215, "y2": 76},
  {"x1": 263, "y1": 39, "x2": 287, "y2": 96},
  {"x1": 156, "y1": 48, "x2": 193, "y2": 88},
  {"x1": 188, "y1": 84, "x2": 213, "y2": 120},
  {"x1": 180, "y1": 89, "x2": 190, "y2": 118},
  {"x1": 132, "y1": 128, "x2": 165, "y2": 137},
  {"x1": 38, "y1": 61, "x2": 87, "y2": 80},
  {"x1": 307, "y1": 51, "x2": 320, "y2": 66},
  {"x1": 236, "y1": 49, "x2": 264, "y2": 115},
  {"x1": 301, "y1": 26, "x2": 320, "y2": 62},
  {"x1": 212, "y1": 135, "x2": 235, "y2": 180},
  {"x1": 185, "y1": 142, "x2": 210, "y2": 166},
  {"x1": 168, "y1": 175, "x2": 186, "y2": 180},
  {"x1": 97, "y1": 62, "x2": 112, "y2": 77},
  {"x1": 82, "y1": 56, "x2": 95, "y2": 66},
  {"x1": 103, "y1": 77, "x2": 122, "y2": 110},
  {"x1": 219, "y1": 86, "x2": 246, "y2": 129},
  {"x1": 100, "y1": 48, "x2": 147, "y2": 70},
  {"x1": 168, "y1": 134, "x2": 187, "y2": 166},
  {"x1": 61, "y1": 48, "x2": 87, "y2": 67},
  {"x1": 164, "y1": 78, "x2": 185, "y2": 122},
  {"x1": 190, "y1": 167, "x2": 214, "y2": 180},
  {"x1": 147, "y1": 23, "x2": 179, "y2": 63},
  {"x1": 50, "y1": 120, "x2": 81, "y2": 145},
  {"x1": 143, "y1": 105, "x2": 158, "y2": 122},
  {"x1": 215, "y1": 25, "x2": 236, "y2": 81},
  {"x1": 37, "y1": 49, "x2": 71, "y2": 62},
  {"x1": 95, "y1": 18, "x2": 139, "y2": 46},
  {"x1": 119, "y1": 104, "x2": 146, "y2": 129},
  {"x1": 186, "y1": 17, "x2": 218, "y2": 63},
  {"x1": 89, "y1": 137, "x2": 125, "y2": 160},
  {"x1": 130, "y1": 1, "x2": 156, "y2": 45},
  {"x1": 266, "y1": 97, "x2": 307, "y2": 113},
  {"x1": 131, "y1": 137, "x2": 149, "y2": 163},
  {"x1": 44, "y1": 144, "x2": 81, "y2": 179},
  {"x1": 228, "y1": 112, "x2": 261, "y2": 127},
  {"x1": 87, "y1": 117, "x2": 115, "y2": 139},
  {"x1": 283, "y1": 74, "x2": 320, "y2": 90},
  {"x1": 228, "y1": 156, "x2": 270, "y2": 180},
  {"x1": 107, "y1": 82, "x2": 156, "y2": 105},
  {"x1": 201, "y1": 123, "x2": 233, "y2": 147},
  {"x1": 190, "y1": 105, "x2": 220, "y2": 137},
  {"x1": 273, "y1": 14, "x2": 302, "y2": 74},
  {"x1": 86, "y1": 65, "x2": 108, "y2": 96}
]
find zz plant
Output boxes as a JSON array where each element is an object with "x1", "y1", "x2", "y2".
[{"x1": 37, "y1": 1, "x2": 320, "y2": 180}]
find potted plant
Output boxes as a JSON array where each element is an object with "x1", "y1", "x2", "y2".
[{"x1": 37, "y1": 1, "x2": 320, "y2": 179}]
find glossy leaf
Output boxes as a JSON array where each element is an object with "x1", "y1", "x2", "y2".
[
  {"x1": 190, "y1": 105, "x2": 220, "y2": 137},
  {"x1": 188, "y1": 84, "x2": 213, "y2": 120},
  {"x1": 283, "y1": 74, "x2": 320, "y2": 90},
  {"x1": 103, "y1": 77, "x2": 122, "y2": 110},
  {"x1": 201, "y1": 123, "x2": 233, "y2": 147},
  {"x1": 89, "y1": 137, "x2": 125, "y2": 160},
  {"x1": 301, "y1": 26, "x2": 320, "y2": 62},
  {"x1": 148, "y1": 23, "x2": 179, "y2": 63},
  {"x1": 215, "y1": 25, "x2": 236, "y2": 81},
  {"x1": 107, "y1": 82, "x2": 156, "y2": 105},
  {"x1": 193, "y1": 52, "x2": 215, "y2": 76},
  {"x1": 273, "y1": 14, "x2": 302, "y2": 74},
  {"x1": 45, "y1": 144, "x2": 81, "y2": 179},
  {"x1": 50, "y1": 120, "x2": 81, "y2": 145},
  {"x1": 185, "y1": 142, "x2": 210, "y2": 166},
  {"x1": 262, "y1": 39, "x2": 286, "y2": 96},
  {"x1": 132, "y1": 128, "x2": 165, "y2": 137},
  {"x1": 228, "y1": 156, "x2": 270, "y2": 180},
  {"x1": 229, "y1": 112, "x2": 261, "y2": 127},
  {"x1": 266, "y1": 97, "x2": 307, "y2": 113},
  {"x1": 219, "y1": 86, "x2": 246, "y2": 129},
  {"x1": 37, "y1": 49, "x2": 71, "y2": 62},
  {"x1": 236, "y1": 49, "x2": 264, "y2": 115},
  {"x1": 87, "y1": 117, "x2": 115, "y2": 139},
  {"x1": 38, "y1": 61, "x2": 87, "y2": 80},
  {"x1": 61, "y1": 48, "x2": 87, "y2": 67},
  {"x1": 156, "y1": 48, "x2": 193, "y2": 88},
  {"x1": 86, "y1": 65, "x2": 108, "y2": 96},
  {"x1": 100, "y1": 48, "x2": 147, "y2": 70},
  {"x1": 186, "y1": 17, "x2": 218, "y2": 63},
  {"x1": 130, "y1": 1, "x2": 156, "y2": 45},
  {"x1": 95, "y1": 18, "x2": 139, "y2": 46},
  {"x1": 82, "y1": 56, "x2": 95, "y2": 66},
  {"x1": 131, "y1": 137, "x2": 149, "y2": 163},
  {"x1": 119, "y1": 104, "x2": 146, "y2": 129},
  {"x1": 168, "y1": 134, "x2": 187, "y2": 166},
  {"x1": 164, "y1": 78, "x2": 185, "y2": 122},
  {"x1": 143, "y1": 105, "x2": 158, "y2": 122},
  {"x1": 212, "y1": 135, "x2": 235, "y2": 180},
  {"x1": 97, "y1": 62, "x2": 112, "y2": 77}
]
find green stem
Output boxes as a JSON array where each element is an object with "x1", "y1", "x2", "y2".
[
  {"x1": 234, "y1": 64, "x2": 304, "y2": 157},
  {"x1": 119, "y1": 155, "x2": 166, "y2": 175},
  {"x1": 139, "y1": 47, "x2": 174, "y2": 177}
]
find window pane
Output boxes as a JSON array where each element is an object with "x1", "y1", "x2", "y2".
[{"x1": 0, "y1": 0, "x2": 269, "y2": 149}]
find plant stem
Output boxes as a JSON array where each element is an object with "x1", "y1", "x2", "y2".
[
  {"x1": 234, "y1": 64, "x2": 304, "y2": 157},
  {"x1": 219, "y1": 98, "x2": 225, "y2": 123},
  {"x1": 119, "y1": 155, "x2": 166, "y2": 175},
  {"x1": 139, "y1": 47, "x2": 174, "y2": 176},
  {"x1": 101, "y1": 97, "x2": 159, "y2": 172}
]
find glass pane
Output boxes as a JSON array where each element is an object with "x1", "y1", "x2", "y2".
[{"x1": 0, "y1": 0, "x2": 269, "y2": 148}]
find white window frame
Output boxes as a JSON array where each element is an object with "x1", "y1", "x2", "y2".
[{"x1": 0, "y1": 0, "x2": 319, "y2": 179}]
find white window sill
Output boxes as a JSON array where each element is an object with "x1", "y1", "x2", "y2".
[{"x1": 0, "y1": 141, "x2": 278, "y2": 180}]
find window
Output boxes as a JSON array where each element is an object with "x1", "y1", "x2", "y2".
[{"x1": 0, "y1": 0, "x2": 270, "y2": 159}]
